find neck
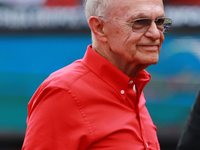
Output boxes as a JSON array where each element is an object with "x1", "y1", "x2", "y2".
[{"x1": 92, "y1": 43, "x2": 148, "y2": 78}]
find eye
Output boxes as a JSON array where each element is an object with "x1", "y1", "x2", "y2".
[
  {"x1": 155, "y1": 18, "x2": 165, "y2": 25},
  {"x1": 134, "y1": 19, "x2": 151, "y2": 25},
  {"x1": 132, "y1": 19, "x2": 151, "y2": 29},
  {"x1": 154, "y1": 18, "x2": 165, "y2": 32}
]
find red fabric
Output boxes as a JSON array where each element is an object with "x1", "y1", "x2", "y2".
[
  {"x1": 22, "y1": 45, "x2": 160, "y2": 150},
  {"x1": 45, "y1": 0, "x2": 80, "y2": 7}
]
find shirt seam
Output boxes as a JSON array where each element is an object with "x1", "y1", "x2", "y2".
[
  {"x1": 48, "y1": 85, "x2": 94, "y2": 143},
  {"x1": 55, "y1": 70, "x2": 94, "y2": 142},
  {"x1": 46, "y1": 65, "x2": 94, "y2": 143},
  {"x1": 65, "y1": 88, "x2": 94, "y2": 141}
]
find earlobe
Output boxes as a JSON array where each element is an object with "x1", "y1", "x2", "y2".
[{"x1": 88, "y1": 16, "x2": 107, "y2": 42}]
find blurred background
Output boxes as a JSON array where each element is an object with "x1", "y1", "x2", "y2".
[{"x1": 0, "y1": 0, "x2": 200, "y2": 149}]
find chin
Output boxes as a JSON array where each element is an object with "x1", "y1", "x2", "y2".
[
  {"x1": 151, "y1": 61, "x2": 158, "y2": 65},
  {"x1": 145, "y1": 58, "x2": 159, "y2": 65},
  {"x1": 152, "y1": 58, "x2": 159, "y2": 64},
  {"x1": 151, "y1": 55, "x2": 159, "y2": 64}
]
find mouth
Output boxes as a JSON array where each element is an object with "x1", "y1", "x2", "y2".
[{"x1": 138, "y1": 45, "x2": 159, "y2": 51}]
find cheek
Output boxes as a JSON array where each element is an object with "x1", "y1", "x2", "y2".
[
  {"x1": 107, "y1": 26, "x2": 123, "y2": 40},
  {"x1": 159, "y1": 34, "x2": 165, "y2": 52},
  {"x1": 125, "y1": 33, "x2": 143, "y2": 51},
  {"x1": 160, "y1": 33, "x2": 165, "y2": 44},
  {"x1": 108, "y1": 27, "x2": 130, "y2": 47}
]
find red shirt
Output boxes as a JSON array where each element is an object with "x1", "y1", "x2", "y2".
[{"x1": 22, "y1": 45, "x2": 160, "y2": 150}]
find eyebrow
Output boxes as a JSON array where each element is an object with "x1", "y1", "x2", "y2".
[
  {"x1": 128, "y1": 12, "x2": 166, "y2": 22},
  {"x1": 135, "y1": 12, "x2": 149, "y2": 18}
]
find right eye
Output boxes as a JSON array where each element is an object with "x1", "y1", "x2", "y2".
[{"x1": 132, "y1": 19, "x2": 151, "y2": 29}]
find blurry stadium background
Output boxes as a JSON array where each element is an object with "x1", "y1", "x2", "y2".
[{"x1": 0, "y1": 0, "x2": 200, "y2": 149}]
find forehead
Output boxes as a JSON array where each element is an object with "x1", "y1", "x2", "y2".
[{"x1": 109, "y1": 0, "x2": 165, "y2": 19}]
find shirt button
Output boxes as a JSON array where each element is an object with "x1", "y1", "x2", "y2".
[
  {"x1": 133, "y1": 84, "x2": 136, "y2": 92},
  {"x1": 121, "y1": 90, "x2": 125, "y2": 95},
  {"x1": 129, "y1": 80, "x2": 133, "y2": 84},
  {"x1": 146, "y1": 142, "x2": 149, "y2": 148}
]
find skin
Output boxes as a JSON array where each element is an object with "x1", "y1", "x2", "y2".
[{"x1": 89, "y1": 0, "x2": 165, "y2": 78}]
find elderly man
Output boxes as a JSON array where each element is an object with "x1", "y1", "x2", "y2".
[{"x1": 22, "y1": 0, "x2": 172, "y2": 149}]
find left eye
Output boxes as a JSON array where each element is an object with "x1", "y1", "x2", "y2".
[{"x1": 156, "y1": 18, "x2": 165, "y2": 25}]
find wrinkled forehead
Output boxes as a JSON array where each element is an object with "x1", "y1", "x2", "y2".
[{"x1": 109, "y1": 0, "x2": 165, "y2": 19}]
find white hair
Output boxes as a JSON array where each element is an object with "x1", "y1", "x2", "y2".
[{"x1": 84, "y1": 0, "x2": 112, "y2": 21}]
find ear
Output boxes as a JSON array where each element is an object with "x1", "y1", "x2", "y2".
[{"x1": 88, "y1": 16, "x2": 107, "y2": 42}]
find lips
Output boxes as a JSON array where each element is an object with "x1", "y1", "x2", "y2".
[{"x1": 139, "y1": 45, "x2": 159, "y2": 51}]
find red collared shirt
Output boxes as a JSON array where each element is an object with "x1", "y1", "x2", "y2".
[{"x1": 22, "y1": 45, "x2": 160, "y2": 150}]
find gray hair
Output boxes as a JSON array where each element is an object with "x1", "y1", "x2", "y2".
[{"x1": 84, "y1": 0, "x2": 112, "y2": 21}]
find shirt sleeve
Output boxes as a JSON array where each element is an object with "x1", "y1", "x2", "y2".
[{"x1": 22, "y1": 87, "x2": 91, "y2": 150}]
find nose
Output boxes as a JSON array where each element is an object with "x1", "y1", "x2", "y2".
[{"x1": 144, "y1": 21, "x2": 161, "y2": 40}]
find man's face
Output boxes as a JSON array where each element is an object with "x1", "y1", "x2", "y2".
[{"x1": 104, "y1": 0, "x2": 165, "y2": 67}]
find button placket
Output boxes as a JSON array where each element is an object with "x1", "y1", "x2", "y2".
[
  {"x1": 126, "y1": 79, "x2": 137, "y2": 108},
  {"x1": 146, "y1": 142, "x2": 149, "y2": 148},
  {"x1": 128, "y1": 79, "x2": 137, "y2": 93},
  {"x1": 133, "y1": 84, "x2": 137, "y2": 93}
]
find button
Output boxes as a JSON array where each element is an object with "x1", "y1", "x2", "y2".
[
  {"x1": 129, "y1": 80, "x2": 133, "y2": 84},
  {"x1": 133, "y1": 84, "x2": 136, "y2": 92},
  {"x1": 121, "y1": 90, "x2": 125, "y2": 95},
  {"x1": 146, "y1": 142, "x2": 149, "y2": 148}
]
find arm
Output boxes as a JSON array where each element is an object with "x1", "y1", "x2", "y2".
[{"x1": 22, "y1": 87, "x2": 91, "y2": 150}]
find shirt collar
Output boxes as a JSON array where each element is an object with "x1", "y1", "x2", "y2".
[{"x1": 82, "y1": 45, "x2": 151, "y2": 96}]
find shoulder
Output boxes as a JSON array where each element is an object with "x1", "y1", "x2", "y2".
[
  {"x1": 28, "y1": 59, "x2": 94, "y2": 112},
  {"x1": 43, "y1": 60, "x2": 90, "y2": 90},
  {"x1": 27, "y1": 60, "x2": 92, "y2": 118}
]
